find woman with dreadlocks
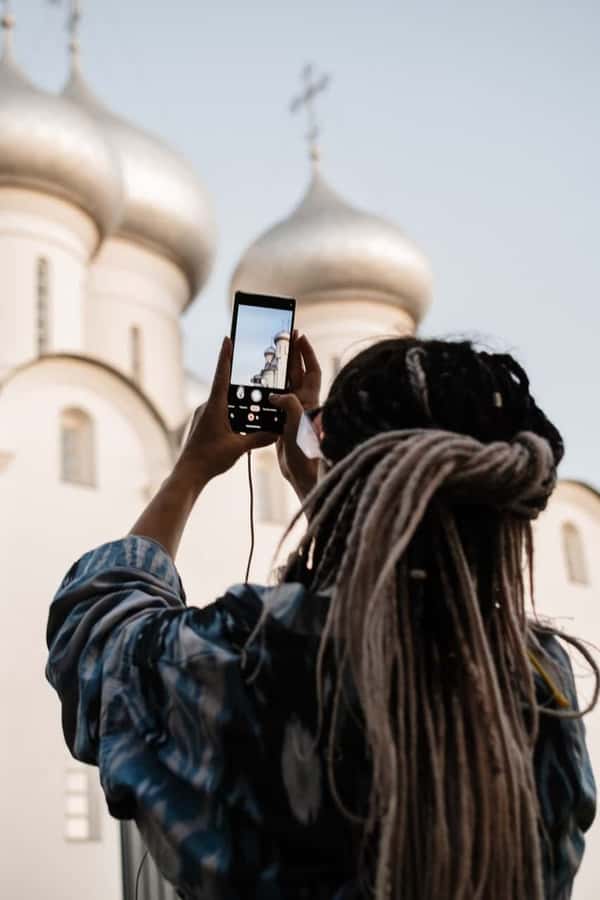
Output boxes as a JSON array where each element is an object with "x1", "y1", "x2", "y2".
[{"x1": 46, "y1": 332, "x2": 597, "y2": 900}]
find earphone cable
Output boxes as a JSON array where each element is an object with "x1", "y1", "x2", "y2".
[
  {"x1": 245, "y1": 449, "x2": 255, "y2": 584},
  {"x1": 135, "y1": 849, "x2": 149, "y2": 900},
  {"x1": 133, "y1": 451, "x2": 254, "y2": 898}
]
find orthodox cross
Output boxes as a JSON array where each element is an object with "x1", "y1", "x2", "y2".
[
  {"x1": 290, "y1": 64, "x2": 331, "y2": 165},
  {"x1": 2, "y1": 0, "x2": 13, "y2": 27},
  {"x1": 68, "y1": 0, "x2": 82, "y2": 50},
  {"x1": 1, "y1": 0, "x2": 14, "y2": 56},
  {"x1": 48, "y1": 0, "x2": 81, "y2": 55}
]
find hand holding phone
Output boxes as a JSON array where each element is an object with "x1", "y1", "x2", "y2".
[
  {"x1": 269, "y1": 332, "x2": 323, "y2": 501},
  {"x1": 228, "y1": 291, "x2": 296, "y2": 434},
  {"x1": 176, "y1": 337, "x2": 275, "y2": 486}
]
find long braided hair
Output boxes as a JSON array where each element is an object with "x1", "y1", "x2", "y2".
[{"x1": 275, "y1": 337, "x2": 599, "y2": 900}]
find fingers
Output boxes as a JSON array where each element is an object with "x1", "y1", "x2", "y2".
[
  {"x1": 208, "y1": 337, "x2": 232, "y2": 406},
  {"x1": 297, "y1": 333, "x2": 320, "y2": 373},
  {"x1": 287, "y1": 328, "x2": 304, "y2": 391},
  {"x1": 269, "y1": 392, "x2": 304, "y2": 415},
  {"x1": 190, "y1": 401, "x2": 207, "y2": 428},
  {"x1": 269, "y1": 393, "x2": 319, "y2": 500},
  {"x1": 239, "y1": 392, "x2": 303, "y2": 451},
  {"x1": 297, "y1": 334, "x2": 322, "y2": 395},
  {"x1": 269, "y1": 392, "x2": 304, "y2": 437}
]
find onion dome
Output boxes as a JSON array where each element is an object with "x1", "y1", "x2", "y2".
[
  {"x1": 63, "y1": 46, "x2": 216, "y2": 303},
  {"x1": 274, "y1": 330, "x2": 290, "y2": 341},
  {"x1": 231, "y1": 169, "x2": 432, "y2": 325},
  {"x1": 0, "y1": 14, "x2": 122, "y2": 242}
]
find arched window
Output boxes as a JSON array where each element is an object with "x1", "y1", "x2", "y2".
[
  {"x1": 60, "y1": 408, "x2": 96, "y2": 487},
  {"x1": 130, "y1": 324, "x2": 143, "y2": 385},
  {"x1": 36, "y1": 256, "x2": 50, "y2": 355},
  {"x1": 562, "y1": 521, "x2": 589, "y2": 585},
  {"x1": 64, "y1": 763, "x2": 100, "y2": 842},
  {"x1": 255, "y1": 456, "x2": 288, "y2": 524}
]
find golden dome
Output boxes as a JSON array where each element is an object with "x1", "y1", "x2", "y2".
[
  {"x1": 63, "y1": 53, "x2": 216, "y2": 303},
  {"x1": 0, "y1": 17, "x2": 123, "y2": 243},
  {"x1": 231, "y1": 170, "x2": 432, "y2": 325}
]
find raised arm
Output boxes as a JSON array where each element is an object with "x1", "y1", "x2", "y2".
[{"x1": 129, "y1": 336, "x2": 274, "y2": 560}]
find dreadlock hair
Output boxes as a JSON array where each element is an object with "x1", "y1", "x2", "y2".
[{"x1": 270, "y1": 337, "x2": 599, "y2": 900}]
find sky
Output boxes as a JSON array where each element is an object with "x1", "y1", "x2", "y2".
[
  {"x1": 231, "y1": 304, "x2": 293, "y2": 385},
  {"x1": 13, "y1": 0, "x2": 600, "y2": 483}
]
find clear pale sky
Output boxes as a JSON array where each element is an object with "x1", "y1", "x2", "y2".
[{"x1": 14, "y1": 0, "x2": 600, "y2": 482}]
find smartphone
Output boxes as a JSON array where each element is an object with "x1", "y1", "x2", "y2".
[{"x1": 228, "y1": 291, "x2": 296, "y2": 434}]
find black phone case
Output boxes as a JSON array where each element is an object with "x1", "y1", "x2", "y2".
[{"x1": 228, "y1": 292, "x2": 296, "y2": 436}]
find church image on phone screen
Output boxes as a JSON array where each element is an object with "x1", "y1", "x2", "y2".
[{"x1": 231, "y1": 305, "x2": 293, "y2": 390}]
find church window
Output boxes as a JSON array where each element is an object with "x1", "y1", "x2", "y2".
[
  {"x1": 130, "y1": 325, "x2": 143, "y2": 385},
  {"x1": 562, "y1": 521, "x2": 589, "y2": 585},
  {"x1": 60, "y1": 408, "x2": 96, "y2": 487},
  {"x1": 36, "y1": 256, "x2": 50, "y2": 355},
  {"x1": 64, "y1": 764, "x2": 100, "y2": 842},
  {"x1": 255, "y1": 456, "x2": 288, "y2": 524}
]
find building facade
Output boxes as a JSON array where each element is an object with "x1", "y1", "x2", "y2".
[{"x1": 0, "y1": 11, "x2": 597, "y2": 900}]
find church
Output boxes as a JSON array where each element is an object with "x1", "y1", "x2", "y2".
[{"x1": 0, "y1": 7, "x2": 598, "y2": 900}]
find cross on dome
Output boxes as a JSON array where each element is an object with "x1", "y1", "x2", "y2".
[
  {"x1": 1, "y1": 0, "x2": 15, "y2": 59},
  {"x1": 48, "y1": 0, "x2": 215, "y2": 301},
  {"x1": 47, "y1": 0, "x2": 82, "y2": 60},
  {"x1": 290, "y1": 63, "x2": 331, "y2": 167},
  {"x1": 67, "y1": 0, "x2": 82, "y2": 57}
]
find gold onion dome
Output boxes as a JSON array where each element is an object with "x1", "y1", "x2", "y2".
[
  {"x1": 63, "y1": 48, "x2": 216, "y2": 303},
  {"x1": 0, "y1": 15, "x2": 123, "y2": 243},
  {"x1": 231, "y1": 169, "x2": 433, "y2": 324}
]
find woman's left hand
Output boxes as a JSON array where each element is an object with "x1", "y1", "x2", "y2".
[{"x1": 174, "y1": 337, "x2": 276, "y2": 488}]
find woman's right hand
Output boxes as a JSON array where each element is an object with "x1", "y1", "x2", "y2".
[{"x1": 269, "y1": 332, "x2": 322, "y2": 503}]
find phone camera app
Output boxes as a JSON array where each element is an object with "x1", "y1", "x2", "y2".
[{"x1": 229, "y1": 295, "x2": 294, "y2": 434}]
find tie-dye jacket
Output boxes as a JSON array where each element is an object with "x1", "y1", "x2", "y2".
[{"x1": 45, "y1": 535, "x2": 596, "y2": 900}]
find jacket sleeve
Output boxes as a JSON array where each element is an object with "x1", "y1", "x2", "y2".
[
  {"x1": 45, "y1": 534, "x2": 273, "y2": 898},
  {"x1": 45, "y1": 535, "x2": 188, "y2": 765}
]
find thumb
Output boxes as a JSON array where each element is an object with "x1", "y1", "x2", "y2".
[{"x1": 269, "y1": 393, "x2": 304, "y2": 428}]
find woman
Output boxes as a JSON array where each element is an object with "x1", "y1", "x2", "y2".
[{"x1": 46, "y1": 333, "x2": 597, "y2": 900}]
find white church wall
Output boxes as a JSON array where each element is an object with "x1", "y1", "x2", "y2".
[
  {"x1": 296, "y1": 298, "x2": 415, "y2": 388},
  {"x1": 532, "y1": 482, "x2": 600, "y2": 899},
  {"x1": 0, "y1": 187, "x2": 97, "y2": 376},
  {"x1": 0, "y1": 357, "x2": 173, "y2": 900},
  {"x1": 85, "y1": 238, "x2": 190, "y2": 429},
  {"x1": 176, "y1": 378, "x2": 297, "y2": 604},
  {"x1": 183, "y1": 370, "x2": 209, "y2": 413},
  {"x1": 175, "y1": 444, "x2": 299, "y2": 609}
]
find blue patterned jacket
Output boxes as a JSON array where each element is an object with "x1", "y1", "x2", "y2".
[{"x1": 45, "y1": 535, "x2": 596, "y2": 900}]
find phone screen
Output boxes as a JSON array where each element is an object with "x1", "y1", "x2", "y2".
[{"x1": 228, "y1": 291, "x2": 296, "y2": 434}]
